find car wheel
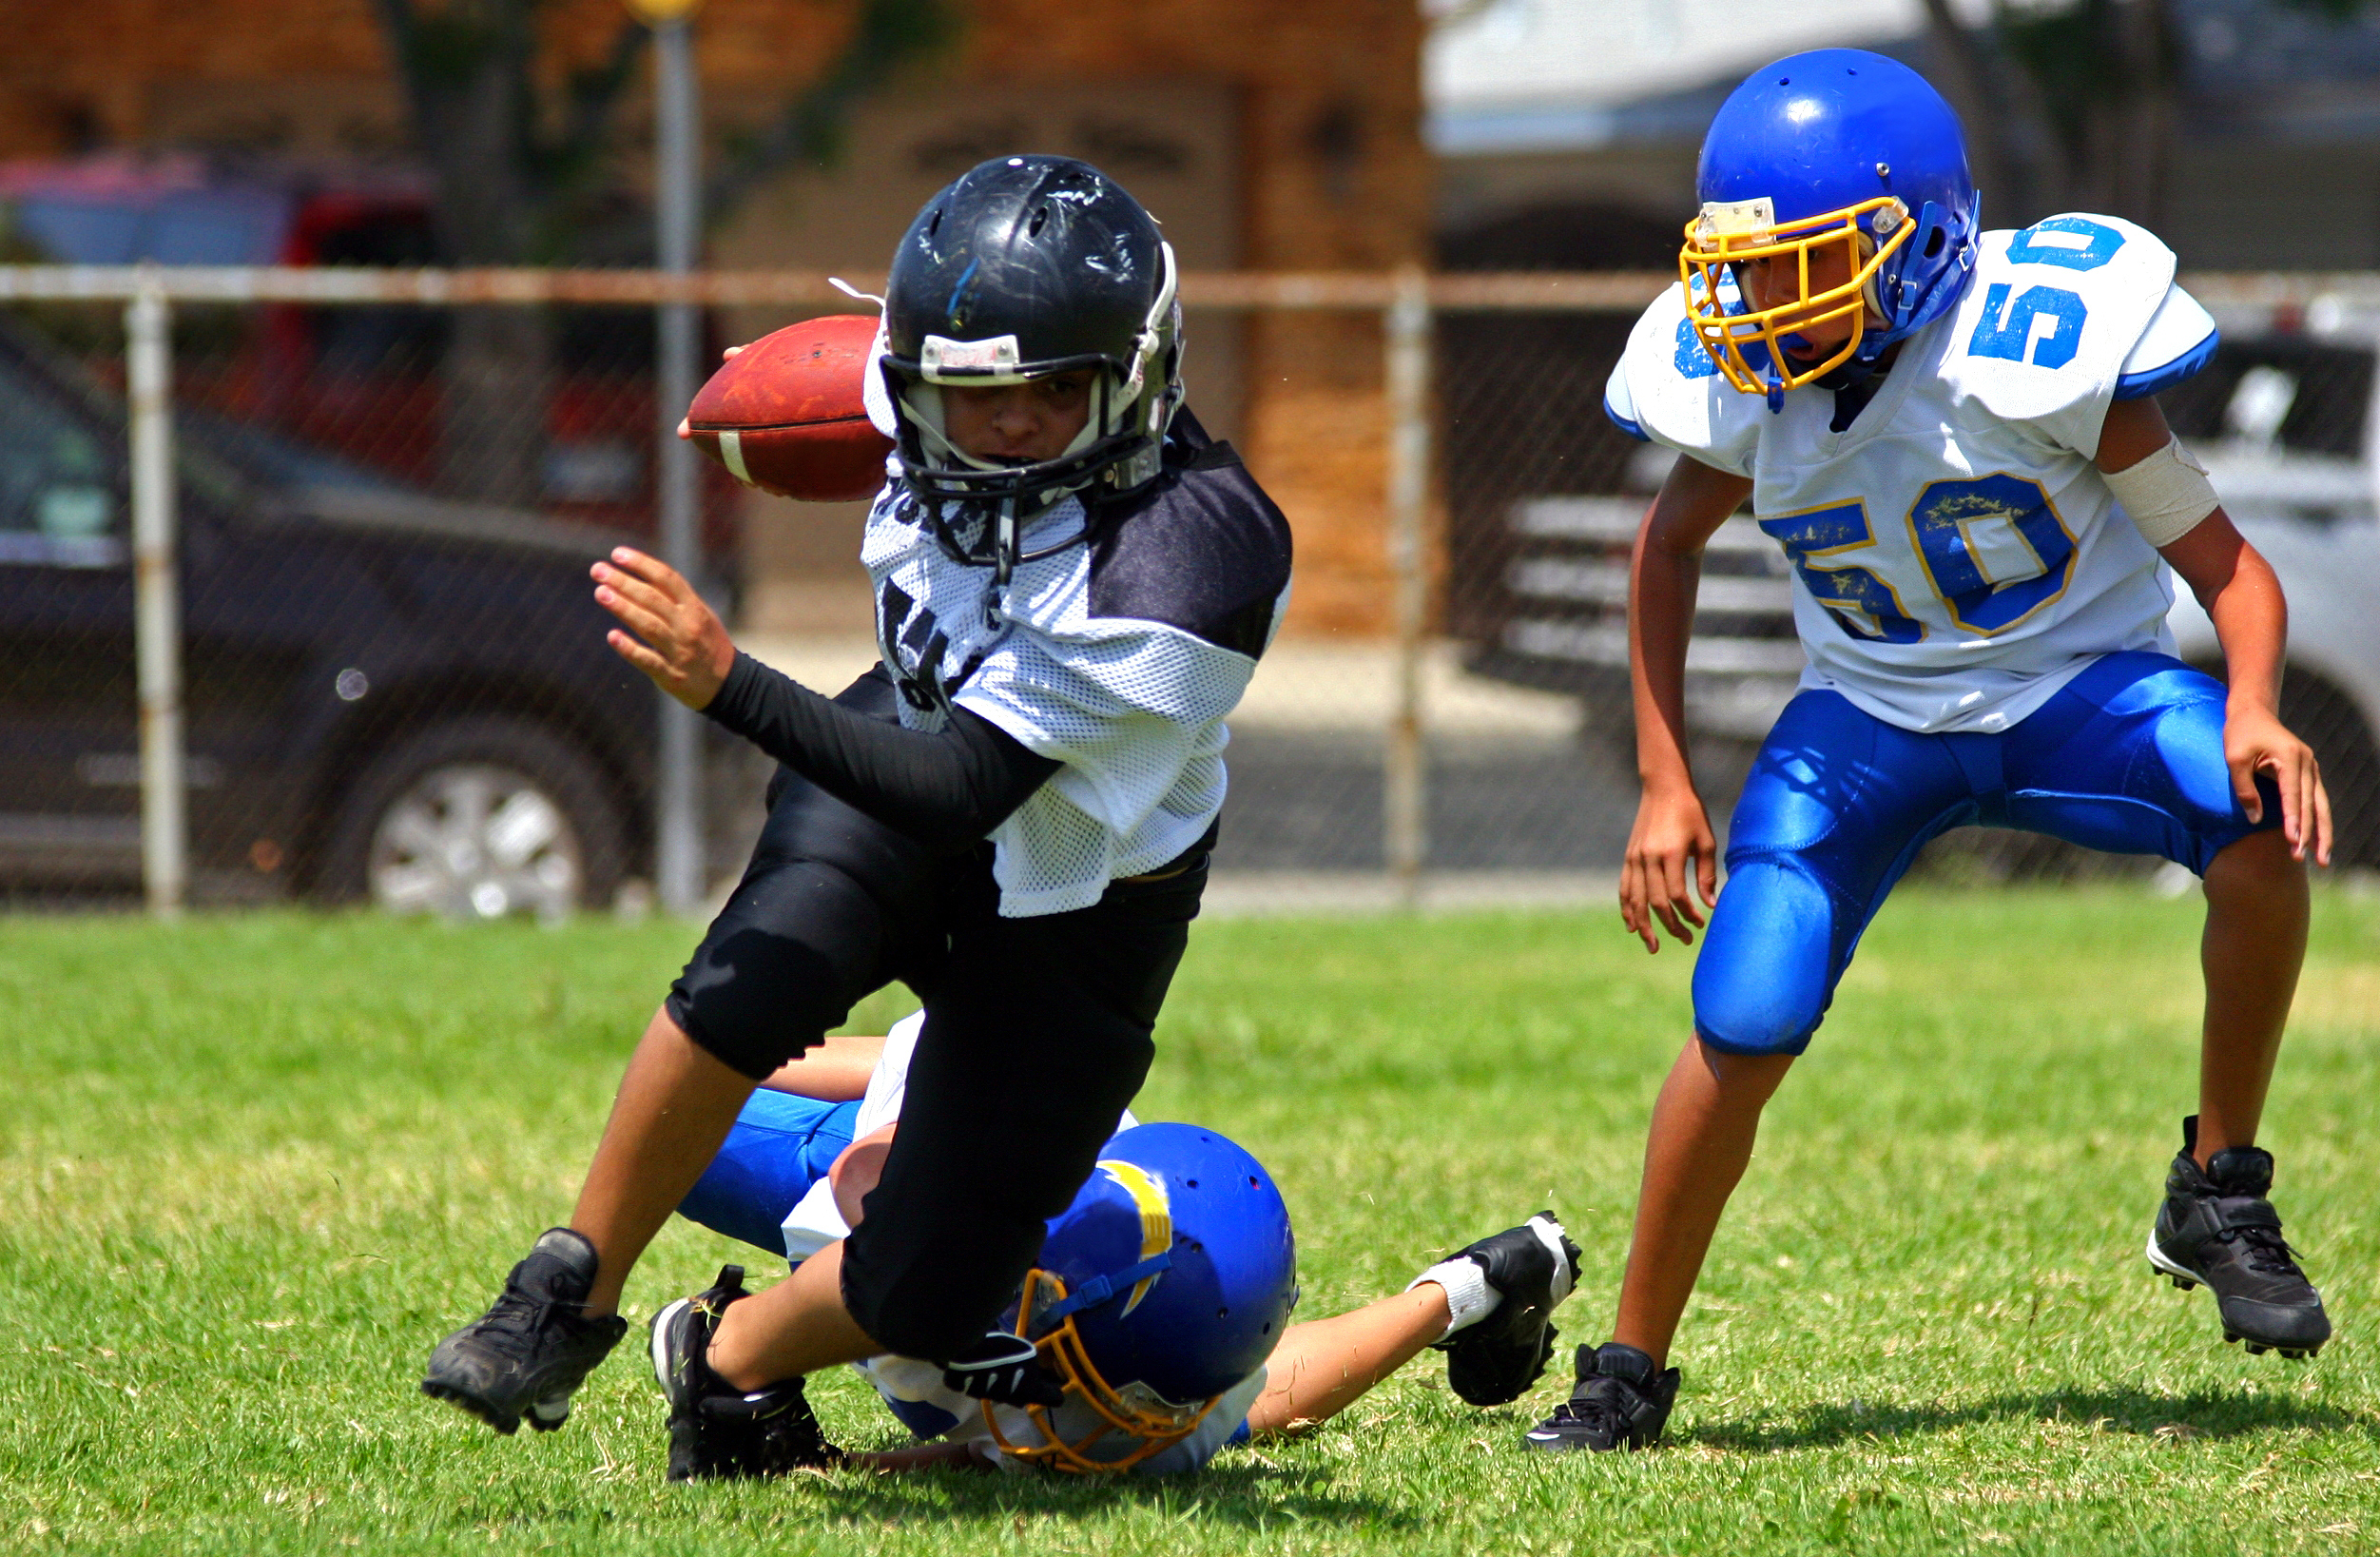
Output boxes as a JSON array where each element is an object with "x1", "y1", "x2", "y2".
[{"x1": 317, "y1": 716, "x2": 629, "y2": 919}]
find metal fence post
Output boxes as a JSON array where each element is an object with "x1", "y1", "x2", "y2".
[
  {"x1": 652, "y1": 8, "x2": 706, "y2": 914},
  {"x1": 1383, "y1": 264, "x2": 1431, "y2": 905},
  {"x1": 126, "y1": 280, "x2": 185, "y2": 918}
]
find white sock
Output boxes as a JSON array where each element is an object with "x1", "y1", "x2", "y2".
[{"x1": 1408, "y1": 1256, "x2": 1501, "y2": 1339}]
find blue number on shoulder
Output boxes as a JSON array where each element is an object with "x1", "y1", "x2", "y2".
[
  {"x1": 1674, "y1": 316, "x2": 1719, "y2": 380},
  {"x1": 2004, "y1": 216, "x2": 2125, "y2": 272},
  {"x1": 1758, "y1": 502, "x2": 1924, "y2": 645},
  {"x1": 1968, "y1": 282, "x2": 2087, "y2": 370},
  {"x1": 1905, "y1": 474, "x2": 2078, "y2": 635}
]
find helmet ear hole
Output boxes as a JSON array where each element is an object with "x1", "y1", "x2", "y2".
[
  {"x1": 1029, "y1": 205, "x2": 1050, "y2": 237},
  {"x1": 927, "y1": 206, "x2": 942, "y2": 237},
  {"x1": 1925, "y1": 225, "x2": 1946, "y2": 259}
]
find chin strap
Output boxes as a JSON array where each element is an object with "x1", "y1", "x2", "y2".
[{"x1": 1035, "y1": 1252, "x2": 1174, "y2": 1327}]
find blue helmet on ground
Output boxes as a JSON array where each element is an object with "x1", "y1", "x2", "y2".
[
  {"x1": 985, "y1": 1121, "x2": 1298, "y2": 1473},
  {"x1": 1683, "y1": 49, "x2": 1980, "y2": 407}
]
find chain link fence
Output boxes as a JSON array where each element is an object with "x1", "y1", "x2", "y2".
[{"x1": 2, "y1": 267, "x2": 2375, "y2": 917}]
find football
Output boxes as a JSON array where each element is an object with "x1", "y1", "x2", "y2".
[{"x1": 683, "y1": 314, "x2": 893, "y2": 502}]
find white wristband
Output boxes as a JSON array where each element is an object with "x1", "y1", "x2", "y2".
[
  {"x1": 2104, "y1": 436, "x2": 2219, "y2": 548},
  {"x1": 1408, "y1": 1257, "x2": 1501, "y2": 1339}
]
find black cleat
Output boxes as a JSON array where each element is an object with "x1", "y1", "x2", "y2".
[
  {"x1": 649, "y1": 1264, "x2": 842, "y2": 1481},
  {"x1": 422, "y1": 1227, "x2": 629, "y2": 1434},
  {"x1": 2147, "y1": 1116, "x2": 2330, "y2": 1360},
  {"x1": 1523, "y1": 1342, "x2": 1679, "y2": 1452},
  {"x1": 1435, "y1": 1212, "x2": 1582, "y2": 1407}
]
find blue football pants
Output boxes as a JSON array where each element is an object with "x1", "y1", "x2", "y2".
[
  {"x1": 1693, "y1": 652, "x2": 2279, "y2": 1057},
  {"x1": 674, "y1": 1090, "x2": 862, "y2": 1258}
]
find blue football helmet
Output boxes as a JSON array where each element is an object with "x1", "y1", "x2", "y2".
[
  {"x1": 982, "y1": 1122, "x2": 1298, "y2": 1473},
  {"x1": 1684, "y1": 48, "x2": 1981, "y2": 409}
]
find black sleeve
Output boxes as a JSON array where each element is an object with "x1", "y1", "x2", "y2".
[{"x1": 700, "y1": 651, "x2": 1058, "y2": 854}]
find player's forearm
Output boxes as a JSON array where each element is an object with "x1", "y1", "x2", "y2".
[
  {"x1": 1630, "y1": 535, "x2": 1702, "y2": 791},
  {"x1": 2162, "y1": 518, "x2": 2288, "y2": 714},
  {"x1": 755, "y1": 1034, "x2": 886, "y2": 1100},
  {"x1": 701, "y1": 652, "x2": 1058, "y2": 852}
]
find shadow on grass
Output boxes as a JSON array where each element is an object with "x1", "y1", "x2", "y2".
[
  {"x1": 783, "y1": 1456, "x2": 1413, "y2": 1530},
  {"x1": 1693, "y1": 1386, "x2": 2377, "y2": 1453}
]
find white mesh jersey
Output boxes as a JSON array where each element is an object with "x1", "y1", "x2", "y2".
[
  {"x1": 1606, "y1": 213, "x2": 2221, "y2": 733},
  {"x1": 859, "y1": 413, "x2": 1293, "y2": 914}
]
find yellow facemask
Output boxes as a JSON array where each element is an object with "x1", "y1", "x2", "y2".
[
  {"x1": 1679, "y1": 194, "x2": 1913, "y2": 401},
  {"x1": 979, "y1": 1158, "x2": 1219, "y2": 1474}
]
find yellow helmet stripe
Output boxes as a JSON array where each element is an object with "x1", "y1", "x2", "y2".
[{"x1": 1094, "y1": 1158, "x2": 1171, "y2": 1317}]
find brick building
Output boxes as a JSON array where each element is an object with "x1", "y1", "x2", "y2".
[{"x1": 0, "y1": 0, "x2": 1430, "y2": 636}]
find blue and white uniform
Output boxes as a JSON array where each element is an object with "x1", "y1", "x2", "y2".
[
  {"x1": 675, "y1": 1014, "x2": 1263, "y2": 1474},
  {"x1": 1606, "y1": 215, "x2": 2275, "y2": 1055}
]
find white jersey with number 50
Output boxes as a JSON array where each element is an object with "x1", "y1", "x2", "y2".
[{"x1": 1606, "y1": 213, "x2": 2221, "y2": 734}]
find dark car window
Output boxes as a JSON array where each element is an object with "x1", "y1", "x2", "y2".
[
  {"x1": 0, "y1": 363, "x2": 123, "y2": 568},
  {"x1": 2161, "y1": 339, "x2": 2372, "y2": 460}
]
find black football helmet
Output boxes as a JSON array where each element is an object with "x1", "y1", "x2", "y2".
[{"x1": 880, "y1": 155, "x2": 1182, "y2": 586}]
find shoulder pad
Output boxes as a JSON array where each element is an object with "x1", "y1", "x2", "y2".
[
  {"x1": 1941, "y1": 214, "x2": 2178, "y2": 450},
  {"x1": 2116, "y1": 283, "x2": 2219, "y2": 400},
  {"x1": 1613, "y1": 282, "x2": 1764, "y2": 477},
  {"x1": 1084, "y1": 457, "x2": 1292, "y2": 657}
]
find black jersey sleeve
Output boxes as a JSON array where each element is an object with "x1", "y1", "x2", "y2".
[{"x1": 701, "y1": 651, "x2": 1059, "y2": 854}]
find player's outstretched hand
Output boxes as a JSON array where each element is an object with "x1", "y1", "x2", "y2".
[
  {"x1": 1620, "y1": 783, "x2": 1719, "y2": 954},
  {"x1": 2225, "y1": 706, "x2": 2332, "y2": 866},
  {"x1": 592, "y1": 547, "x2": 736, "y2": 710}
]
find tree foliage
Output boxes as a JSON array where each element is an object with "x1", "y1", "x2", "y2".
[{"x1": 371, "y1": 0, "x2": 955, "y2": 265}]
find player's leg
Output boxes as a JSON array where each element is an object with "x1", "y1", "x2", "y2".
[
  {"x1": 1532, "y1": 691, "x2": 1972, "y2": 1451},
  {"x1": 1246, "y1": 1289, "x2": 1451, "y2": 1436},
  {"x1": 705, "y1": 856, "x2": 1207, "y2": 1391},
  {"x1": 422, "y1": 769, "x2": 924, "y2": 1434},
  {"x1": 673, "y1": 1090, "x2": 863, "y2": 1257},
  {"x1": 2000, "y1": 652, "x2": 2327, "y2": 1356}
]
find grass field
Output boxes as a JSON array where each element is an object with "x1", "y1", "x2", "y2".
[{"x1": 5, "y1": 887, "x2": 2377, "y2": 1554}]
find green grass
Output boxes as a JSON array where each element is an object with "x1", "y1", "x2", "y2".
[{"x1": 4, "y1": 888, "x2": 2377, "y2": 1554}]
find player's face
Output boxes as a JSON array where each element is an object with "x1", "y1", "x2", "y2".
[
  {"x1": 941, "y1": 370, "x2": 1097, "y2": 464},
  {"x1": 1736, "y1": 243, "x2": 1861, "y2": 357}
]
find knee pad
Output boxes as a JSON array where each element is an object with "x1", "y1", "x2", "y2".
[
  {"x1": 1691, "y1": 856, "x2": 1837, "y2": 1056},
  {"x1": 667, "y1": 857, "x2": 894, "y2": 1080}
]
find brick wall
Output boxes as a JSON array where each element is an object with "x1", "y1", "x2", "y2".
[{"x1": 0, "y1": 0, "x2": 1428, "y2": 636}]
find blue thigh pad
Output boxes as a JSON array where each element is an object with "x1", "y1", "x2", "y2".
[
  {"x1": 1998, "y1": 652, "x2": 2279, "y2": 875},
  {"x1": 676, "y1": 1091, "x2": 862, "y2": 1257},
  {"x1": 1694, "y1": 691, "x2": 1973, "y2": 1055}
]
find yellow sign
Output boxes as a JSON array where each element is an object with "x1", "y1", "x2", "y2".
[{"x1": 624, "y1": 0, "x2": 698, "y2": 20}]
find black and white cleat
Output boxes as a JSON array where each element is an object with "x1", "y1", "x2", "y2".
[
  {"x1": 2147, "y1": 1117, "x2": 2330, "y2": 1361},
  {"x1": 1435, "y1": 1212, "x2": 1584, "y2": 1408},
  {"x1": 422, "y1": 1228, "x2": 629, "y2": 1434}
]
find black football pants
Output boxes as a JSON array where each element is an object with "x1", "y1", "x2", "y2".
[{"x1": 665, "y1": 668, "x2": 1206, "y2": 1364}]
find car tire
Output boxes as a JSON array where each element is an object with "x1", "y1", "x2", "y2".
[{"x1": 316, "y1": 715, "x2": 629, "y2": 919}]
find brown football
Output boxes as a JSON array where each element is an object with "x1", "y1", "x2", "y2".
[{"x1": 684, "y1": 314, "x2": 893, "y2": 502}]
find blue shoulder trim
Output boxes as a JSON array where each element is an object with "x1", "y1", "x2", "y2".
[
  {"x1": 1604, "y1": 395, "x2": 1651, "y2": 441},
  {"x1": 2114, "y1": 327, "x2": 2219, "y2": 400}
]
